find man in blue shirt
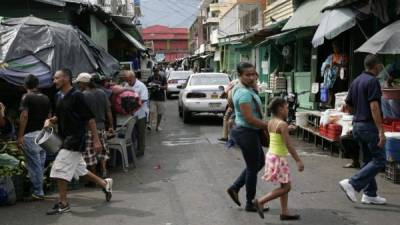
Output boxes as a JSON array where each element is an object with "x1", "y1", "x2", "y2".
[{"x1": 339, "y1": 54, "x2": 386, "y2": 205}]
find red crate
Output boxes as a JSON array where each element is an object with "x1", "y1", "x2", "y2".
[
  {"x1": 383, "y1": 119, "x2": 400, "y2": 132},
  {"x1": 319, "y1": 125, "x2": 327, "y2": 136}
]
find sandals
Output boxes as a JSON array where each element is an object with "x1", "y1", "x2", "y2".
[
  {"x1": 280, "y1": 214, "x2": 300, "y2": 220},
  {"x1": 252, "y1": 199, "x2": 264, "y2": 219}
]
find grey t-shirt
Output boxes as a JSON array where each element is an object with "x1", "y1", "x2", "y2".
[{"x1": 83, "y1": 88, "x2": 110, "y2": 130}]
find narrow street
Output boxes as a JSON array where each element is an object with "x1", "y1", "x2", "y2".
[{"x1": 1, "y1": 100, "x2": 399, "y2": 225}]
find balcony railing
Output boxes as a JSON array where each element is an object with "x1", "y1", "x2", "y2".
[
  {"x1": 203, "y1": 17, "x2": 219, "y2": 24},
  {"x1": 97, "y1": 0, "x2": 135, "y2": 17},
  {"x1": 209, "y1": 3, "x2": 220, "y2": 13}
]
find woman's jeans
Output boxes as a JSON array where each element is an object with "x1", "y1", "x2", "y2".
[
  {"x1": 23, "y1": 131, "x2": 46, "y2": 196},
  {"x1": 349, "y1": 122, "x2": 386, "y2": 197},
  {"x1": 230, "y1": 126, "x2": 265, "y2": 205}
]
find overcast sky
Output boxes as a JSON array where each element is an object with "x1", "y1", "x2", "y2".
[{"x1": 140, "y1": 0, "x2": 202, "y2": 28}]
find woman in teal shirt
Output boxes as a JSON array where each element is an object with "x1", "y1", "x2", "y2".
[{"x1": 227, "y1": 62, "x2": 269, "y2": 212}]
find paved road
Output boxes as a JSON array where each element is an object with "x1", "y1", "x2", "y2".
[{"x1": 1, "y1": 100, "x2": 400, "y2": 225}]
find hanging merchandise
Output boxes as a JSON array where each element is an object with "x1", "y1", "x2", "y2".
[
  {"x1": 320, "y1": 86, "x2": 329, "y2": 103},
  {"x1": 282, "y1": 45, "x2": 292, "y2": 64}
]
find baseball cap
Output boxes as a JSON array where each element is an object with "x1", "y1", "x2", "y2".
[{"x1": 73, "y1": 73, "x2": 92, "y2": 83}]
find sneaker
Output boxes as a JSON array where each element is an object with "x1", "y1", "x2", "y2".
[
  {"x1": 103, "y1": 178, "x2": 113, "y2": 202},
  {"x1": 147, "y1": 126, "x2": 152, "y2": 131},
  {"x1": 46, "y1": 202, "x2": 71, "y2": 215},
  {"x1": 361, "y1": 194, "x2": 386, "y2": 205},
  {"x1": 339, "y1": 179, "x2": 357, "y2": 202},
  {"x1": 23, "y1": 194, "x2": 45, "y2": 202},
  {"x1": 156, "y1": 127, "x2": 162, "y2": 132}
]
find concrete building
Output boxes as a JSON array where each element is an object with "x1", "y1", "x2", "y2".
[
  {"x1": 142, "y1": 25, "x2": 189, "y2": 62},
  {"x1": 264, "y1": 0, "x2": 294, "y2": 26}
]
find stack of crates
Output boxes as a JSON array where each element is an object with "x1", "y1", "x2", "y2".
[
  {"x1": 386, "y1": 162, "x2": 400, "y2": 184},
  {"x1": 319, "y1": 124, "x2": 342, "y2": 141},
  {"x1": 269, "y1": 73, "x2": 286, "y2": 91},
  {"x1": 385, "y1": 132, "x2": 400, "y2": 184}
]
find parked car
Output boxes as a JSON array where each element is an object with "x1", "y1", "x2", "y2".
[
  {"x1": 166, "y1": 71, "x2": 193, "y2": 98},
  {"x1": 178, "y1": 73, "x2": 230, "y2": 123}
]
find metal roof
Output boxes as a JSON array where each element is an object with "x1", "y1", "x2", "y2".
[{"x1": 282, "y1": 0, "x2": 330, "y2": 31}]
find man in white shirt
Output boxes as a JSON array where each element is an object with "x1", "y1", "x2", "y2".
[{"x1": 121, "y1": 70, "x2": 149, "y2": 157}]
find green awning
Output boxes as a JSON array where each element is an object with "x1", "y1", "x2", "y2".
[
  {"x1": 256, "y1": 29, "x2": 315, "y2": 47},
  {"x1": 112, "y1": 21, "x2": 146, "y2": 51},
  {"x1": 283, "y1": 0, "x2": 330, "y2": 31},
  {"x1": 34, "y1": 0, "x2": 66, "y2": 6}
]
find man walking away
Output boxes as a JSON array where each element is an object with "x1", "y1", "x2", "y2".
[
  {"x1": 46, "y1": 69, "x2": 113, "y2": 215},
  {"x1": 74, "y1": 73, "x2": 114, "y2": 179},
  {"x1": 339, "y1": 54, "x2": 386, "y2": 205},
  {"x1": 147, "y1": 68, "x2": 167, "y2": 131},
  {"x1": 17, "y1": 75, "x2": 51, "y2": 201},
  {"x1": 121, "y1": 70, "x2": 149, "y2": 157}
]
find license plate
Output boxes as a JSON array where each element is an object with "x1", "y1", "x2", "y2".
[
  {"x1": 209, "y1": 103, "x2": 221, "y2": 108},
  {"x1": 211, "y1": 94, "x2": 219, "y2": 99}
]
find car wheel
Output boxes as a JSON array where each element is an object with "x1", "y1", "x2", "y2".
[{"x1": 183, "y1": 108, "x2": 191, "y2": 124}]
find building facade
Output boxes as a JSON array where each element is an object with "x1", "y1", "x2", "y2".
[{"x1": 142, "y1": 25, "x2": 189, "y2": 62}]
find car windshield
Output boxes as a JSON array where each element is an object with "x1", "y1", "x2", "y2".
[
  {"x1": 189, "y1": 75, "x2": 230, "y2": 86},
  {"x1": 169, "y1": 72, "x2": 192, "y2": 80}
]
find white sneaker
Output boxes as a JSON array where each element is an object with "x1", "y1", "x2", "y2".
[
  {"x1": 361, "y1": 194, "x2": 386, "y2": 205},
  {"x1": 103, "y1": 178, "x2": 113, "y2": 202},
  {"x1": 339, "y1": 179, "x2": 357, "y2": 202},
  {"x1": 105, "y1": 178, "x2": 113, "y2": 193}
]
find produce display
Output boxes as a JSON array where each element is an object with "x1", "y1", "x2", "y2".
[{"x1": 0, "y1": 141, "x2": 26, "y2": 177}]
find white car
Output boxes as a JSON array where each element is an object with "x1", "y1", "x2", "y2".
[
  {"x1": 166, "y1": 71, "x2": 193, "y2": 98},
  {"x1": 178, "y1": 73, "x2": 231, "y2": 123}
]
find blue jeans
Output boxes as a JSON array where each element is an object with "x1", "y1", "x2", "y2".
[
  {"x1": 349, "y1": 122, "x2": 386, "y2": 197},
  {"x1": 23, "y1": 131, "x2": 46, "y2": 196},
  {"x1": 230, "y1": 126, "x2": 265, "y2": 205}
]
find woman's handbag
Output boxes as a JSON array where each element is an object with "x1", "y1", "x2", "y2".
[
  {"x1": 252, "y1": 96, "x2": 269, "y2": 147},
  {"x1": 259, "y1": 129, "x2": 270, "y2": 147}
]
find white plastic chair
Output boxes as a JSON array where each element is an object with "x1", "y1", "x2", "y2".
[{"x1": 108, "y1": 116, "x2": 137, "y2": 172}]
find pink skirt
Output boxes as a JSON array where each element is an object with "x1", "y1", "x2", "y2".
[{"x1": 262, "y1": 152, "x2": 291, "y2": 184}]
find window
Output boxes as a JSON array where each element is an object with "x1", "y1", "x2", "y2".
[
  {"x1": 240, "y1": 7, "x2": 259, "y2": 31},
  {"x1": 250, "y1": 8, "x2": 259, "y2": 27}
]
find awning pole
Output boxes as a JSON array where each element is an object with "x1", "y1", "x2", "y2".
[{"x1": 356, "y1": 21, "x2": 369, "y2": 41}]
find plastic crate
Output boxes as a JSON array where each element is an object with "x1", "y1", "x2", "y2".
[
  {"x1": 319, "y1": 125, "x2": 327, "y2": 136},
  {"x1": 382, "y1": 119, "x2": 400, "y2": 132},
  {"x1": 385, "y1": 162, "x2": 400, "y2": 184}
]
